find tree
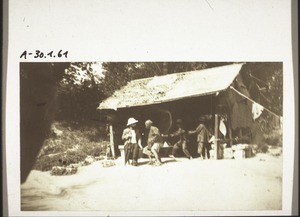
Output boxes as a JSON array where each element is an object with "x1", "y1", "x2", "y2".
[
  {"x1": 55, "y1": 62, "x2": 106, "y2": 123},
  {"x1": 240, "y1": 62, "x2": 283, "y2": 116},
  {"x1": 20, "y1": 62, "x2": 69, "y2": 182},
  {"x1": 239, "y1": 62, "x2": 283, "y2": 135}
]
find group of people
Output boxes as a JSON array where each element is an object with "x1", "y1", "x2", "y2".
[{"x1": 122, "y1": 116, "x2": 213, "y2": 166}]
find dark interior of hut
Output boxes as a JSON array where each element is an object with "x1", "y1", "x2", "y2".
[{"x1": 102, "y1": 93, "x2": 241, "y2": 158}]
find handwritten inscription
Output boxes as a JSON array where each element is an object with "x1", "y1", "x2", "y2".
[{"x1": 20, "y1": 50, "x2": 68, "y2": 59}]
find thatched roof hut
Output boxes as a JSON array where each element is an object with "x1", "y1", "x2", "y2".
[{"x1": 98, "y1": 63, "x2": 253, "y2": 158}]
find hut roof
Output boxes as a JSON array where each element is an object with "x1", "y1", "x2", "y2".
[{"x1": 98, "y1": 63, "x2": 244, "y2": 110}]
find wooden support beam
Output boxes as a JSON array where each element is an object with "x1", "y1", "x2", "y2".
[
  {"x1": 109, "y1": 124, "x2": 115, "y2": 158},
  {"x1": 214, "y1": 114, "x2": 219, "y2": 160},
  {"x1": 228, "y1": 114, "x2": 233, "y2": 147},
  {"x1": 239, "y1": 128, "x2": 243, "y2": 138}
]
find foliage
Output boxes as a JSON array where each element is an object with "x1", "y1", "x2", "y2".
[
  {"x1": 238, "y1": 62, "x2": 283, "y2": 141},
  {"x1": 55, "y1": 62, "x2": 106, "y2": 122},
  {"x1": 34, "y1": 151, "x2": 87, "y2": 171},
  {"x1": 33, "y1": 122, "x2": 109, "y2": 171},
  {"x1": 264, "y1": 133, "x2": 282, "y2": 147},
  {"x1": 240, "y1": 62, "x2": 283, "y2": 116},
  {"x1": 260, "y1": 144, "x2": 269, "y2": 153}
]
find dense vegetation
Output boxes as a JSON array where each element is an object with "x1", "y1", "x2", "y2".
[{"x1": 34, "y1": 122, "x2": 109, "y2": 171}]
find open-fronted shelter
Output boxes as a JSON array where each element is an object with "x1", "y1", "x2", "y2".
[{"x1": 98, "y1": 63, "x2": 254, "y2": 159}]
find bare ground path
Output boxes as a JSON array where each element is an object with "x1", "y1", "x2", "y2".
[{"x1": 21, "y1": 153, "x2": 282, "y2": 211}]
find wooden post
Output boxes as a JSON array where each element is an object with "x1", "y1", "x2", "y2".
[
  {"x1": 214, "y1": 114, "x2": 219, "y2": 160},
  {"x1": 239, "y1": 128, "x2": 243, "y2": 140},
  {"x1": 109, "y1": 124, "x2": 115, "y2": 158},
  {"x1": 228, "y1": 114, "x2": 233, "y2": 147},
  {"x1": 163, "y1": 62, "x2": 168, "y2": 75}
]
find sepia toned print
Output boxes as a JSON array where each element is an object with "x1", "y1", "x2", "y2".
[{"x1": 20, "y1": 62, "x2": 283, "y2": 211}]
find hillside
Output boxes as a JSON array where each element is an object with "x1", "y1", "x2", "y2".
[{"x1": 33, "y1": 122, "x2": 110, "y2": 173}]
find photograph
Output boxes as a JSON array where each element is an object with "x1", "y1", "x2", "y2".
[
  {"x1": 4, "y1": 0, "x2": 296, "y2": 216},
  {"x1": 20, "y1": 62, "x2": 283, "y2": 211}
]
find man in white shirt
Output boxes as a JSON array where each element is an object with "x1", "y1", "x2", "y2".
[{"x1": 143, "y1": 120, "x2": 163, "y2": 166}]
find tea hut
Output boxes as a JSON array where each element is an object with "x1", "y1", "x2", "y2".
[{"x1": 97, "y1": 63, "x2": 254, "y2": 159}]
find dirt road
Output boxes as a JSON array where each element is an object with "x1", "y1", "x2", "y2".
[{"x1": 21, "y1": 153, "x2": 282, "y2": 212}]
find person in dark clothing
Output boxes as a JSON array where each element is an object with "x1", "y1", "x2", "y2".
[
  {"x1": 189, "y1": 116, "x2": 212, "y2": 159},
  {"x1": 162, "y1": 119, "x2": 193, "y2": 160},
  {"x1": 122, "y1": 117, "x2": 143, "y2": 166}
]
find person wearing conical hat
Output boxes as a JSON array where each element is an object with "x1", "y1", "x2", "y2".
[
  {"x1": 122, "y1": 117, "x2": 143, "y2": 166},
  {"x1": 188, "y1": 116, "x2": 212, "y2": 160},
  {"x1": 162, "y1": 119, "x2": 193, "y2": 160}
]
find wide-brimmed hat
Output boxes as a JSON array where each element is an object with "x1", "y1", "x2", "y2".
[{"x1": 127, "y1": 117, "x2": 139, "y2": 126}]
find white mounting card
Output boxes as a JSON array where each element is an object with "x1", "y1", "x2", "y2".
[{"x1": 5, "y1": 0, "x2": 295, "y2": 216}]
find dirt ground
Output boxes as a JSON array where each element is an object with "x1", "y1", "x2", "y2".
[{"x1": 21, "y1": 153, "x2": 282, "y2": 212}]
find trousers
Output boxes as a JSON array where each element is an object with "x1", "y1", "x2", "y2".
[
  {"x1": 198, "y1": 142, "x2": 210, "y2": 159},
  {"x1": 124, "y1": 143, "x2": 139, "y2": 164},
  {"x1": 172, "y1": 141, "x2": 191, "y2": 158}
]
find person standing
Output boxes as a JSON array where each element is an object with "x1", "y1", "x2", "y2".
[
  {"x1": 162, "y1": 119, "x2": 193, "y2": 160},
  {"x1": 122, "y1": 117, "x2": 143, "y2": 166},
  {"x1": 143, "y1": 120, "x2": 163, "y2": 166},
  {"x1": 189, "y1": 116, "x2": 212, "y2": 159}
]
